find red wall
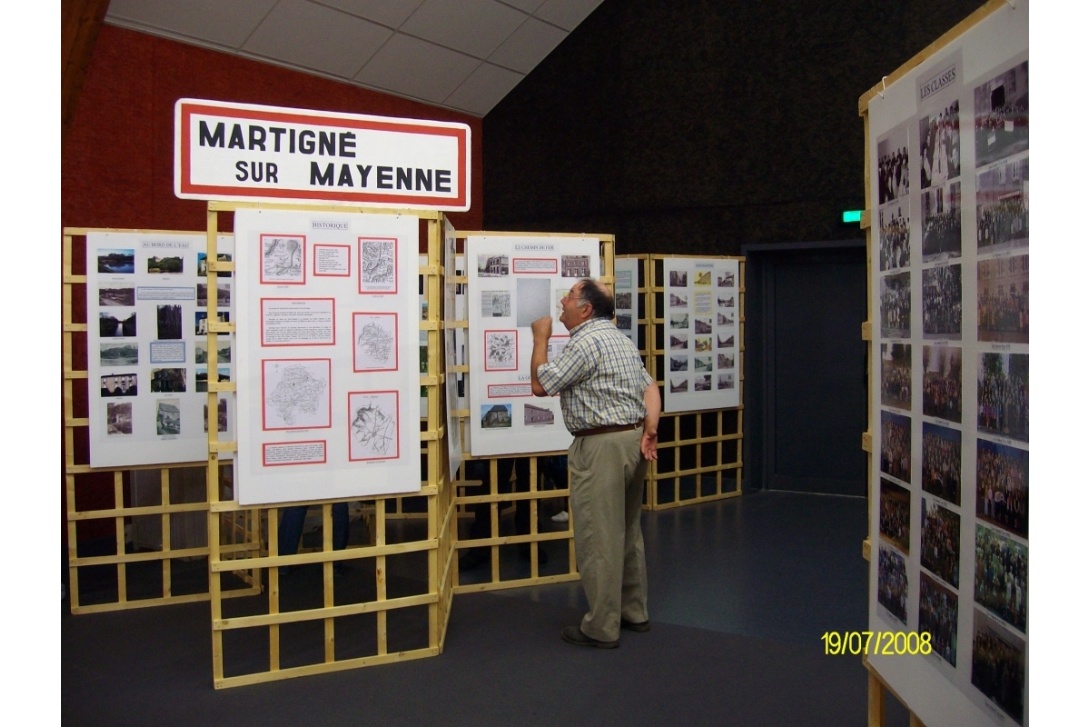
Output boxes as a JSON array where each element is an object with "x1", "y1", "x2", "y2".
[
  {"x1": 62, "y1": 26, "x2": 483, "y2": 543},
  {"x1": 62, "y1": 25, "x2": 483, "y2": 233}
]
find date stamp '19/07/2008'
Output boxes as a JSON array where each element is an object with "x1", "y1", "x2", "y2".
[{"x1": 821, "y1": 631, "x2": 932, "y2": 656}]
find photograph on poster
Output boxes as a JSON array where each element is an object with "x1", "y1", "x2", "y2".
[
  {"x1": 481, "y1": 403, "x2": 512, "y2": 429},
  {"x1": 976, "y1": 438, "x2": 1028, "y2": 539},
  {"x1": 99, "y1": 311, "x2": 136, "y2": 338},
  {"x1": 694, "y1": 317, "x2": 712, "y2": 334},
  {"x1": 262, "y1": 359, "x2": 330, "y2": 430},
  {"x1": 716, "y1": 311, "x2": 735, "y2": 326},
  {"x1": 101, "y1": 373, "x2": 137, "y2": 397},
  {"x1": 515, "y1": 278, "x2": 551, "y2": 327},
  {"x1": 976, "y1": 157, "x2": 1029, "y2": 253},
  {"x1": 195, "y1": 310, "x2": 229, "y2": 336},
  {"x1": 148, "y1": 255, "x2": 183, "y2": 274},
  {"x1": 718, "y1": 294, "x2": 734, "y2": 308},
  {"x1": 877, "y1": 544, "x2": 908, "y2": 624},
  {"x1": 98, "y1": 249, "x2": 135, "y2": 274},
  {"x1": 204, "y1": 399, "x2": 228, "y2": 433},
  {"x1": 922, "y1": 264, "x2": 962, "y2": 338},
  {"x1": 157, "y1": 304, "x2": 184, "y2": 339},
  {"x1": 879, "y1": 477, "x2": 911, "y2": 554},
  {"x1": 921, "y1": 181, "x2": 962, "y2": 261},
  {"x1": 261, "y1": 235, "x2": 305, "y2": 284},
  {"x1": 919, "y1": 572, "x2": 958, "y2": 668},
  {"x1": 717, "y1": 333, "x2": 734, "y2": 348},
  {"x1": 879, "y1": 205, "x2": 910, "y2": 271},
  {"x1": 922, "y1": 422, "x2": 961, "y2": 506},
  {"x1": 353, "y1": 313, "x2": 398, "y2": 372},
  {"x1": 480, "y1": 291, "x2": 510, "y2": 317},
  {"x1": 560, "y1": 255, "x2": 590, "y2": 277},
  {"x1": 101, "y1": 342, "x2": 138, "y2": 366},
  {"x1": 194, "y1": 341, "x2": 231, "y2": 364},
  {"x1": 880, "y1": 342, "x2": 911, "y2": 411},
  {"x1": 668, "y1": 270, "x2": 687, "y2": 286},
  {"x1": 196, "y1": 282, "x2": 230, "y2": 307},
  {"x1": 694, "y1": 336, "x2": 711, "y2": 353},
  {"x1": 668, "y1": 291, "x2": 688, "y2": 308},
  {"x1": 919, "y1": 99, "x2": 961, "y2": 189},
  {"x1": 359, "y1": 238, "x2": 397, "y2": 293},
  {"x1": 694, "y1": 356, "x2": 712, "y2": 372},
  {"x1": 973, "y1": 60, "x2": 1029, "y2": 169},
  {"x1": 616, "y1": 314, "x2": 631, "y2": 330},
  {"x1": 523, "y1": 403, "x2": 554, "y2": 426},
  {"x1": 670, "y1": 313, "x2": 689, "y2": 329},
  {"x1": 718, "y1": 354, "x2": 735, "y2": 369},
  {"x1": 717, "y1": 271, "x2": 734, "y2": 287},
  {"x1": 484, "y1": 330, "x2": 517, "y2": 371},
  {"x1": 879, "y1": 410, "x2": 911, "y2": 484},
  {"x1": 669, "y1": 355, "x2": 688, "y2": 372},
  {"x1": 877, "y1": 129, "x2": 911, "y2": 205},
  {"x1": 478, "y1": 254, "x2": 509, "y2": 277},
  {"x1": 717, "y1": 373, "x2": 734, "y2": 390},
  {"x1": 977, "y1": 254, "x2": 1028, "y2": 343},
  {"x1": 694, "y1": 375, "x2": 711, "y2": 392},
  {"x1": 348, "y1": 391, "x2": 399, "y2": 460},
  {"x1": 921, "y1": 497, "x2": 960, "y2": 588},
  {"x1": 668, "y1": 334, "x2": 687, "y2": 350},
  {"x1": 973, "y1": 524, "x2": 1027, "y2": 633},
  {"x1": 694, "y1": 270, "x2": 711, "y2": 287},
  {"x1": 106, "y1": 402, "x2": 132, "y2": 435},
  {"x1": 195, "y1": 366, "x2": 229, "y2": 393},
  {"x1": 616, "y1": 292, "x2": 632, "y2": 309},
  {"x1": 970, "y1": 609, "x2": 1025, "y2": 725},
  {"x1": 99, "y1": 286, "x2": 135, "y2": 306},
  {"x1": 922, "y1": 344, "x2": 961, "y2": 423},
  {"x1": 197, "y1": 252, "x2": 233, "y2": 277},
  {"x1": 879, "y1": 272, "x2": 910, "y2": 338},
  {"x1": 155, "y1": 399, "x2": 181, "y2": 435},
  {"x1": 150, "y1": 367, "x2": 186, "y2": 393},
  {"x1": 669, "y1": 377, "x2": 688, "y2": 393},
  {"x1": 977, "y1": 352, "x2": 1028, "y2": 442}
]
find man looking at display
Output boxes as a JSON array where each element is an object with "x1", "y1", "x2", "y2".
[{"x1": 530, "y1": 278, "x2": 660, "y2": 648}]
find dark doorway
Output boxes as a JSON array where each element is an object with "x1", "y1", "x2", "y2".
[{"x1": 743, "y1": 242, "x2": 867, "y2": 496}]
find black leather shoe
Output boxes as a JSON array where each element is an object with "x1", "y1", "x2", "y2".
[
  {"x1": 621, "y1": 619, "x2": 651, "y2": 633},
  {"x1": 562, "y1": 626, "x2": 619, "y2": 649}
]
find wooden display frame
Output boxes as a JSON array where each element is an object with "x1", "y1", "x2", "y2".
[
  {"x1": 62, "y1": 227, "x2": 261, "y2": 614},
  {"x1": 203, "y1": 201, "x2": 452, "y2": 688},
  {"x1": 450, "y1": 230, "x2": 614, "y2": 593},
  {"x1": 645, "y1": 255, "x2": 744, "y2": 509}
]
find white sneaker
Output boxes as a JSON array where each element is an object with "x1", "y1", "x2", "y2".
[{"x1": 551, "y1": 510, "x2": 569, "y2": 523}]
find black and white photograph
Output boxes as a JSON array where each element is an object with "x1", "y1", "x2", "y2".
[
  {"x1": 150, "y1": 367, "x2": 187, "y2": 393},
  {"x1": 669, "y1": 355, "x2": 688, "y2": 372},
  {"x1": 105, "y1": 401, "x2": 132, "y2": 435},
  {"x1": 976, "y1": 156, "x2": 1028, "y2": 252},
  {"x1": 879, "y1": 410, "x2": 911, "y2": 484},
  {"x1": 877, "y1": 545, "x2": 908, "y2": 624},
  {"x1": 668, "y1": 291, "x2": 688, "y2": 308},
  {"x1": 976, "y1": 438, "x2": 1028, "y2": 539},
  {"x1": 879, "y1": 272, "x2": 911, "y2": 338},
  {"x1": 480, "y1": 291, "x2": 511, "y2": 318},
  {"x1": 922, "y1": 263, "x2": 961, "y2": 339},
  {"x1": 970, "y1": 610, "x2": 1025, "y2": 726},
  {"x1": 880, "y1": 342, "x2": 911, "y2": 411},
  {"x1": 920, "y1": 498, "x2": 960, "y2": 588},
  {"x1": 693, "y1": 374, "x2": 712, "y2": 392},
  {"x1": 921, "y1": 422, "x2": 961, "y2": 506},
  {"x1": 879, "y1": 205, "x2": 911, "y2": 271},
  {"x1": 477, "y1": 254, "x2": 509, "y2": 277},
  {"x1": 977, "y1": 352, "x2": 1028, "y2": 442},
  {"x1": 99, "y1": 310, "x2": 136, "y2": 338},
  {"x1": 919, "y1": 100, "x2": 961, "y2": 189},
  {"x1": 155, "y1": 399, "x2": 181, "y2": 436},
  {"x1": 716, "y1": 270, "x2": 734, "y2": 287},
  {"x1": 877, "y1": 129, "x2": 911, "y2": 205},
  {"x1": 560, "y1": 255, "x2": 590, "y2": 278},
  {"x1": 716, "y1": 373, "x2": 734, "y2": 390},
  {"x1": 669, "y1": 376, "x2": 688, "y2": 394},
  {"x1": 973, "y1": 524, "x2": 1027, "y2": 633},
  {"x1": 921, "y1": 182, "x2": 962, "y2": 261},
  {"x1": 922, "y1": 345, "x2": 962, "y2": 423},
  {"x1": 919, "y1": 572, "x2": 958, "y2": 668},
  {"x1": 977, "y1": 254, "x2": 1028, "y2": 344},
  {"x1": 668, "y1": 333, "x2": 688, "y2": 350},
  {"x1": 156, "y1": 304, "x2": 184, "y2": 340},
  {"x1": 973, "y1": 60, "x2": 1029, "y2": 169},
  {"x1": 716, "y1": 333, "x2": 734, "y2": 349},
  {"x1": 668, "y1": 269, "x2": 688, "y2": 287},
  {"x1": 100, "y1": 342, "x2": 138, "y2": 367},
  {"x1": 100, "y1": 373, "x2": 137, "y2": 398},
  {"x1": 879, "y1": 478, "x2": 911, "y2": 554},
  {"x1": 98, "y1": 286, "x2": 135, "y2": 306}
]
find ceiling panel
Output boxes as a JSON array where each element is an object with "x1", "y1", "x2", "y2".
[{"x1": 104, "y1": 0, "x2": 605, "y2": 117}]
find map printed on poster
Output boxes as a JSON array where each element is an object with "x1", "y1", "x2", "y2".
[
  {"x1": 443, "y1": 220, "x2": 465, "y2": 481},
  {"x1": 614, "y1": 257, "x2": 640, "y2": 347},
  {"x1": 867, "y1": 3, "x2": 1027, "y2": 726},
  {"x1": 662, "y1": 258, "x2": 740, "y2": 413},
  {"x1": 86, "y1": 231, "x2": 235, "y2": 467},
  {"x1": 234, "y1": 209, "x2": 421, "y2": 505},
  {"x1": 466, "y1": 235, "x2": 600, "y2": 456}
]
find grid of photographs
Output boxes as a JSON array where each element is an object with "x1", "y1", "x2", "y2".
[{"x1": 872, "y1": 50, "x2": 1028, "y2": 725}]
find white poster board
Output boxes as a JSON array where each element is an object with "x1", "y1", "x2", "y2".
[
  {"x1": 465, "y1": 235, "x2": 601, "y2": 456},
  {"x1": 443, "y1": 220, "x2": 465, "y2": 481},
  {"x1": 86, "y1": 231, "x2": 235, "y2": 467},
  {"x1": 614, "y1": 256, "x2": 640, "y2": 347},
  {"x1": 662, "y1": 257, "x2": 740, "y2": 413},
  {"x1": 233, "y1": 208, "x2": 421, "y2": 505},
  {"x1": 866, "y1": 3, "x2": 1028, "y2": 725}
]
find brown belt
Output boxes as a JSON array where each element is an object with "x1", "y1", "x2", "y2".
[{"x1": 572, "y1": 419, "x2": 643, "y2": 438}]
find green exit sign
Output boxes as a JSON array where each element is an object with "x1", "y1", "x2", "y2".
[{"x1": 841, "y1": 210, "x2": 863, "y2": 224}]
